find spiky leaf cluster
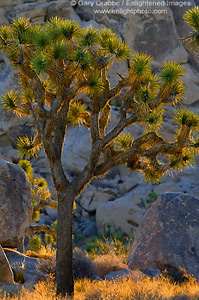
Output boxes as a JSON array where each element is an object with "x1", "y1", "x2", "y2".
[
  {"x1": 29, "y1": 235, "x2": 41, "y2": 250},
  {"x1": 45, "y1": 233, "x2": 55, "y2": 245},
  {"x1": 115, "y1": 132, "x2": 133, "y2": 150},
  {"x1": 160, "y1": 61, "x2": 184, "y2": 84},
  {"x1": 17, "y1": 135, "x2": 42, "y2": 158},
  {"x1": 0, "y1": 91, "x2": 19, "y2": 112},
  {"x1": 68, "y1": 101, "x2": 88, "y2": 126},
  {"x1": 32, "y1": 28, "x2": 50, "y2": 51},
  {"x1": 86, "y1": 74, "x2": 104, "y2": 94},
  {"x1": 144, "y1": 106, "x2": 165, "y2": 133},
  {"x1": 183, "y1": 7, "x2": 199, "y2": 53},
  {"x1": 129, "y1": 52, "x2": 152, "y2": 79},
  {"x1": 174, "y1": 109, "x2": 199, "y2": 132},
  {"x1": 18, "y1": 159, "x2": 33, "y2": 181},
  {"x1": 140, "y1": 168, "x2": 163, "y2": 184},
  {"x1": 79, "y1": 26, "x2": 99, "y2": 47},
  {"x1": 169, "y1": 149, "x2": 195, "y2": 172},
  {"x1": 31, "y1": 53, "x2": 50, "y2": 74},
  {"x1": 50, "y1": 41, "x2": 67, "y2": 60},
  {"x1": 158, "y1": 61, "x2": 185, "y2": 105},
  {"x1": 98, "y1": 28, "x2": 130, "y2": 62}
]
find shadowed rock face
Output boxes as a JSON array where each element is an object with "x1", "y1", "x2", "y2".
[
  {"x1": 128, "y1": 193, "x2": 199, "y2": 279},
  {"x1": 0, "y1": 245, "x2": 14, "y2": 283},
  {"x1": 0, "y1": 159, "x2": 32, "y2": 248}
]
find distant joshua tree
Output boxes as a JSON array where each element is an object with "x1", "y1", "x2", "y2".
[{"x1": 0, "y1": 16, "x2": 199, "y2": 297}]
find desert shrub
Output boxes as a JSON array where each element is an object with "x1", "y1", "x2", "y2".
[
  {"x1": 37, "y1": 255, "x2": 56, "y2": 277},
  {"x1": 29, "y1": 235, "x2": 42, "y2": 251},
  {"x1": 85, "y1": 233, "x2": 131, "y2": 263},
  {"x1": 26, "y1": 244, "x2": 55, "y2": 259},
  {"x1": 160, "y1": 267, "x2": 195, "y2": 285},
  {"x1": 37, "y1": 248, "x2": 96, "y2": 281},
  {"x1": 93, "y1": 254, "x2": 126, "y2": 278},
  {"x1": 145, "y1": 191, "x2": 159, "y2": 208},
  {"x1": 73, "y1": 248, "x2": 96, "y2": 280},
  {"x1": 45, "y1": 234, "x2": 55, "y2": 246}
]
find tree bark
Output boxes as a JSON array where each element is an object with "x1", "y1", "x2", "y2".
[
  {"x1": 46, "y1": 153, "x2": 75, "y2": 298},
  {"x1": 56, "y1": 186, "x2": 75, "y2": 298}
]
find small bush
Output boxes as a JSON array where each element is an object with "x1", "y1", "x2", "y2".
[
  {"x1": 85, "y1": 234, "x2": 130, "y2": 264},
  {"x1": 93, "y1": 254, "x2": 127, "y2": 278},
  {"x1": 73, "y1": 248, "x2": 96, "y2": 280},
  {"x1": 37, "y1": 248, "x2": 96, "y2": 281},
  {"x1": 161, "y1": 266, "x2": 195, "y2": 284},
  {"x1": 37, "y1": 255, "x2": 56, "y2": 277},
  {"x1": 45, "y1": 234, "x2": 55, "y2": 246},
  {"x1": 26, "y1": 244, "x2": 55, "y2": 259},
  {"x1": 29, "y1": 235, "x2": 42, "y2": 251}
]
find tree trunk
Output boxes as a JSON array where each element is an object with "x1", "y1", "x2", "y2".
[{"x1": 56, "y1": 186, "x2": 75, "y2": 298}]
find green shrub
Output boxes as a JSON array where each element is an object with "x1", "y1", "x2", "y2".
[{"x1": 29, "y1": 235, "x2": 42, "y2": 251}]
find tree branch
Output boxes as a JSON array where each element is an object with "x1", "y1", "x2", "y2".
[
  {"x1": 33, "y1": 199, "x2": 57, "y2": 213},
  {"x1": 109, "y1": 76, "x2": 130, "y2": 99},
  {"x1": 101, "y1": 111, "x2": 139, "y2": 148},
  {"x1": 27, "y1": 224, "x2": 57, "y2": 240},
  {"x1": 94, "y1": 131, "x2": 191, "y2": 178}
]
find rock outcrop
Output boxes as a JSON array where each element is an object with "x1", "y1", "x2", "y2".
[
  {"x1": 0, "y1": 159, "x2": 32, "y2": 248},
  {"x1": 96, "y1": 191, "x2": 147, "y2": 235},
  {"x1": 4, "y1": 248, "x2": 41, "y2": 287},
  {"x1": 128, "y1": 193, "x2": 199, "y2": 279},
  {"x1": 0, "y1": 245, "x2": 14, "y2": 283}
]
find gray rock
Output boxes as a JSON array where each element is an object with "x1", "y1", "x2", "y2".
[
  {"x1": 0, "y1": 245, "x2": 14, "y2": 283},
  {"x1": 96, "y1": 190, "x2": 147, "y2": 235},
  {"x1": 86, "y1": 191, "x2": 115, "y2": 212},
  {"x1": 45, "y1": 206, "x2": 57, "y2": 221},
  {"x1": 62, "y1": 126, "x2": 91, "y2": 175},
  {"x1": 4, "y1": 248, "x2": 41, "y2": 287},
  {"x1": 152, "y1": 181, "x2": 183, "y2": 195},
  {"x1": 0, "y1": 282, "x2": 22, "y2": 297},
  {"x1": 142, "y1": 268, "x2": 161, "y2": 278},
  {"x1": 0, "y1": 159, "x2": 32, "y2": 248},
  {"x1": 103, "y1": 269, "x2": 146, "y2": 281},
  {"x1": 128, "y1": 193, "x2": 199, "y2": 279},
  {"x1": 82, "y1": 222, "x2": 97, "y2": 237}
]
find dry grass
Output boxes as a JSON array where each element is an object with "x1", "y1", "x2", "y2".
[
  {"x1": 1, "y1": 274, "x2": 199, "y2": 300},
  {"x1": 75, "y1": 275, "x2": 199, "y2": 300},
  {"x1": 26, "y1": 245, "x2": 56, "y2": 259},
  {"x1": 93, "y1": 253, "x2": 127, "y2": 278},
  {"x1": 0, "y1": 279, "x2": 60, "y2": 300}
]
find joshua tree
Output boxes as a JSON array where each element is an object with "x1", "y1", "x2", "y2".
[
  {"x1": 183, "y1": 6, "x2": 199, "y2": 55},
  {"x1": 0, "y1": 17, "x2": 199, "y2": 297}
]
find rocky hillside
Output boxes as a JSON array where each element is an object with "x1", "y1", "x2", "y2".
[{"x1": 0, "y1": 0, "x2": 199, "y2": 236}]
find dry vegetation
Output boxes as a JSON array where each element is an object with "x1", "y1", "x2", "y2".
[
  {"x1": 2, "y1": 236, "x2": 199, "y2": 300},
  {"x1": 93, "y1": 253, "x2": 127, "y2": 278},
  {"x1": 1, "y1": 275, "x2": 199, "y2": 300}
]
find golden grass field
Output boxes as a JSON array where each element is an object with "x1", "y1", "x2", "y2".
[
  {"x1": 1, "y1": 237, "x2": 199, "y2": 300},
  {"x1": 1, "y1": 275, "x2": 199, "y2": 300}
]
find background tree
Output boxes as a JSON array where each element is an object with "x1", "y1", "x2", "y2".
[
  {"x1": 0, "y1": 17, "x2": 199, "y2": 297},
  {"x1": 18, "y1": 159, "x2": 57, "y2": 241},
  {"x1": 183, "y1": 6, "x2": 199, "y2": 55}
]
